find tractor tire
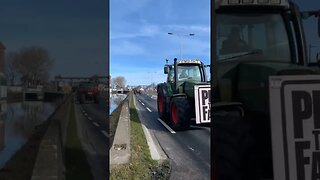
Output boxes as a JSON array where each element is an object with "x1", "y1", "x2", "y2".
[
  {"x1": 157, "y1": 87, "x2": 169, "y2": 119},
  {"x1": 169, "y1": 96, "x2": 191, "y2": 131},
  {"x1": 213, "y1": 110, "x2": 256, "y2": 180}
]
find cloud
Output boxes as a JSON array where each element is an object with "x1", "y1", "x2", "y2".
[
  {"x1": 111, "y1": 23, "x2": 209, "y2": 39},
  {"x1": 111, "y1": 24, "x2": 160, "y2": 39},
  {"x1": 111, "y1": 65, "x2": 166, "y2": 85},
  {"x1": 166, "y1": 24, "x2": 210, "y2": 36},
  {"x1": 111, "y1": 41, "x2": 146, "y2": 56},
  {"x1": 111, "y1": 0, "x2": 151, "y2": 19}
]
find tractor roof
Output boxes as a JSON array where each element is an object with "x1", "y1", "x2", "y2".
[
  {"x1": 215, "y1": 0, "x2": 290, "y2": 9},
  {"x1": 177, "y1": 60, "x2": 202, "y2": 65}
]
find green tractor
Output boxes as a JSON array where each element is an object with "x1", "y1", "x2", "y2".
[
  {"x1": 213, "y1": 0, "x2": 320, "y2": 179},
  {"x1": 157, "y1": 58, "x2": 210, "y2": 131}
]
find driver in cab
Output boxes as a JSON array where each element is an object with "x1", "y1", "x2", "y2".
[
  {"x1": 220, "y1": 27, "x2": 249, "y2": 55},
  {"x1": 179, "y1": 69, "x2": 189, "y2": 80}
]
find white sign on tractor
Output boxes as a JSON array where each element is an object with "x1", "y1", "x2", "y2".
[
  {"x1": 194, "y1": 85, "x2": 211, "y2": 124},
  {"x1": 269, "y1": 75, "x2": 320, "y2": 180}
]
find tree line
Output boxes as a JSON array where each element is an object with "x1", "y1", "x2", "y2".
[
  {"x1": 110, "y1": 76, "x2": 126, "y2": 89},
  {"x1": 5, "y1": 46, "x2": 53, "y2": 86}
]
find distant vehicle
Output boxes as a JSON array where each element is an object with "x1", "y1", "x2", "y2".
[
  {"x1": 134, "y1": 88, "x2": 141, "y2": 94},
  {"x1": 76, "y1": 82, "x2": 99, "y2": 104}
]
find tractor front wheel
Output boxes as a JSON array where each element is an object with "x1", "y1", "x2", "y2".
[{"x1": 157, "y1": 87, "x2": 168, "y2": 119}]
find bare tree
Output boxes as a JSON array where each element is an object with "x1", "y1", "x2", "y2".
[
  {"x1": 14, "y1": 47, "x2": 53, "y2": 86},
  {"x1": 111, "y1": 76, "x2": 126, "y2": 89},
  {"x1": 5, "y1": 52, "x2": 20, "y2": 85}
]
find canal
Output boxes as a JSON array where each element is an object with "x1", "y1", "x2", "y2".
[
  {"x1": 0, "y1": 101, "x2": 55, "y2": 168},
  {"x1": 109, "y1": 93, "x2": 127, "y2": 113}
]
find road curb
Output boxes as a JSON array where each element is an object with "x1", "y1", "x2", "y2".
[
  {"x1": 109, "y1": 95, "x2": 131, "y2": 168},
  {"x1": 133, "y1": 95, "x2": 167, "y2": 161}
]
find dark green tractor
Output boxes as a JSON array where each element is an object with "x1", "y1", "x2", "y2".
[
  {"x1": 213, "y1": 0, "x2": 320, "y2": 179},
  {"x1": 157, "y1": 58, "x2": 210, "y2": 131}
]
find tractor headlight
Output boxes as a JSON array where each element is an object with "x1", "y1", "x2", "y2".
[
  {"x1": 228, "y1": 0, "x2": 240, "y2": 4},
  {"x1": 219, "y1": 0, "x2": 285, "y2": 6},
  {"x1": 242, "y1": 0, "x2": 254, "y2": 4},
  {"x1": 270, "y1": 0, "x2": 281, "y2": 4},
  {"x1": 257, "y1": 0, "x2": 268, "y2": 3}
]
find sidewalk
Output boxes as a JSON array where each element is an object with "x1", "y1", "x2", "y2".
[
  {"x1": 31, "y1": 96, "x2": 71, "y2": 180},
  {"x1": 109, "y1": 98, "x2": 131, "y2": 168}
]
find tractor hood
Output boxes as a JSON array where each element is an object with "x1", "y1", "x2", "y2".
[
  {"x1": 219, "y1": 60, "x2": 318, "y2": 113},
  {"x1": 178, "y1": 80, "x2": 210, "y2": 98}
]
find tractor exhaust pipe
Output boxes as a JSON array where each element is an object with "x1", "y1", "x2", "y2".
[{"x1": 174, "y1": 58, "x2": 178, "y2": 92}]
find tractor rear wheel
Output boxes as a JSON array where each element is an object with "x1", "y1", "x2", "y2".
[
  {"x1": 157, "y1": 87, "x2": 168, "y2": 119},
  {"x1": 213, "y1": 109, "x2": 255, "y2": 180},
  {"x1": 169, "y1": 96, "x2": 191, "y2": 131}
]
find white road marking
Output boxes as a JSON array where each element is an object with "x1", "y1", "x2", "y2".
[
  {"x1": 101, "y1": 130, "x2": 109, "y2": 137},
  {"x1": 141, "y1": 102, "x2": 145, "y2": 106},
  {"x1": 93, "y1": 122, "x2": 100, "y2": 127},
  {"x1": 84, "y1": 113, "x2": 88, "y2": 116},
  {"x1": 158, "y1": 118, "x2": 176, "y2": 134},
  {"x1": 138, "y1": 99, "x2": 141, "y2": 102},
  {"x1": 88, "y1": 117, "x2": 92, "y2": 120},
  {"x1": 146, "y1": 107, "x2": 152, "y2": 112}
]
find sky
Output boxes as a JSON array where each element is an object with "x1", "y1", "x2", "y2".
[
  {"x1": 0, "y1": 0, "x2": 318, "y2": 85},
  {"x1": 0, "y1": 0, "x2": 108, "y2": 79},
  {"x1": 110, "y1": 0, "x2": 320, "y2": 87},
  {"x1": 110, "y1": 0, "x2": 211, "y2": 86},
  {"x1": 293, "y1": 0, "x2": 320, "y2": 62}
]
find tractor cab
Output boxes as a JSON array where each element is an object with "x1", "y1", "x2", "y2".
[
  {"x1": 215, "y1": 0, "x2": 320, "y2": 108},
  {"x1": 164, "y1": 59, "x2": 208, "y2": 94},
  {"x1": 165, "y1": 60, "x2": 206, "y2": 82}
]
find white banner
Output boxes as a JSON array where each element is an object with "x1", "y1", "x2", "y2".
[
  {"x1": 194, "y1": 85, "x2": 211, "y2": 124},
  {"x1": 269, "y1": 75, "x2": 320, "y2": 180}
]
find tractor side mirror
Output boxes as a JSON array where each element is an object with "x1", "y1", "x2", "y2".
[{"x1": 164, "y1": 66, "x2": 169, "y2": 74}]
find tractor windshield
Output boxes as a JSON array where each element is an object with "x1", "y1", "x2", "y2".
[
  {"x1": 217, "y1": 13, "x2": 291, "y2": 63},
  {"x1": 177, "y1": 64, "x2": 203, "y2": 81}
]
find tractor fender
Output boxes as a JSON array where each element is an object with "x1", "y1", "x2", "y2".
[
  {"x1": 212, "y1": 102, "x2": 245, "y2": 117},
  {"x1": 170, "y1": 93, "x2": 187, "y2": 99}
]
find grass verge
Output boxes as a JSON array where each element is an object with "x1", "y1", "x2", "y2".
[
  {"x1": 110, "y1": 93, "x2": 171, "y2": 180},
  {"x1": 65, "y1": 102, "x2": 93, "y2": 180}
]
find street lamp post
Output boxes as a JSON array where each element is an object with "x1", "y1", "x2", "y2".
[{"x1": 168, "y1": 32, "x2": 195, "y2": 60}]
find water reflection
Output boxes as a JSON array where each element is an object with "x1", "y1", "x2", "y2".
[
  {"x1": 110, "y1": 94, "x2": 126, "y2": 113},
  {"x1": 0, "y1": 100, "x2": 55, "y2": 168}
]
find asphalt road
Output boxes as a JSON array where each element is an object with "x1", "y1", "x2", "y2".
[
  {"x1": 74, "y1": 97, "x2": 108, "y2": 180},
  {"x1": 134, "y1": 92, "x2": 211, "y2": 180}
]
